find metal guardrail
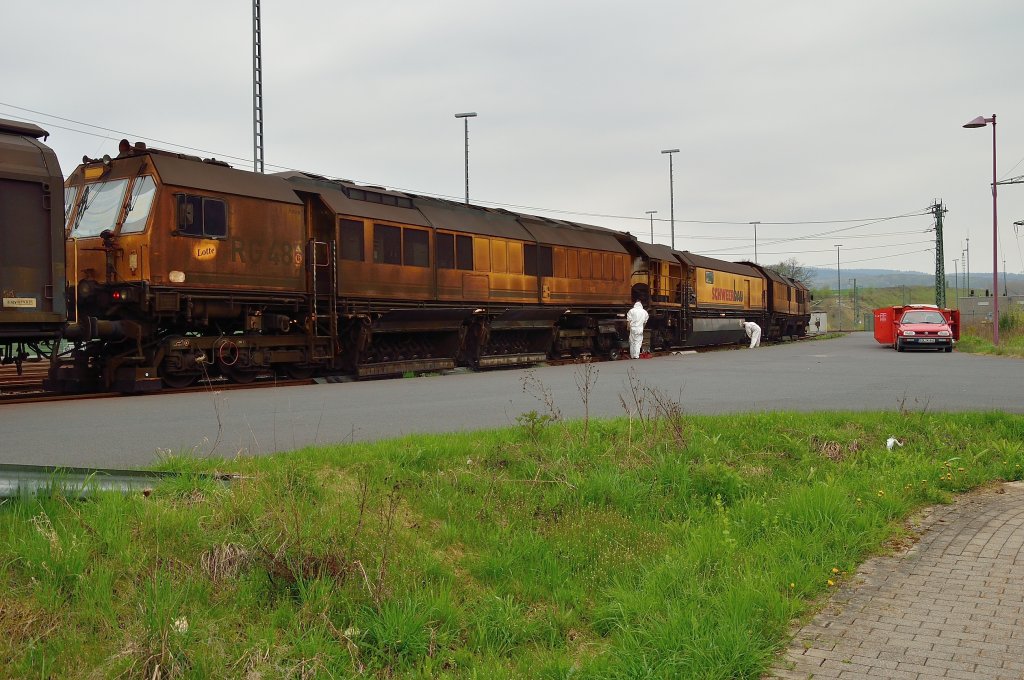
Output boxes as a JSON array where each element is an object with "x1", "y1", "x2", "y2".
[{"x1": 0, "y1": 463, "x2": 233, "y2": 498}]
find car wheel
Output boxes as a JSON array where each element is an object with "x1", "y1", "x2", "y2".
[
  {"x1": 896, "y1": 341, "x2": 904, "y2": 352},
  {"x1": 944, "y1": 346, "x2": 953, "y2": 353}
]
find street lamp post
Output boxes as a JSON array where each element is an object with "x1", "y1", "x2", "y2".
[
  {"x1": 645, "y1": 210, "x2": 658, "y2": 244},
  {"x1": 963, "y1": 114, "x2": 1000, "y2": 345},
  {"x1": 835, "y1": 244, "x2": 842, "y2": 331},
  {"x1": 661, "y1": 149, "x2": 679, "y2": 249},
  {"x1": 965, "y1": 239, "x2": 970, "y2": 295},
  {"x1": 454, "y1": 112, "x2": 477, "y2": 204}
]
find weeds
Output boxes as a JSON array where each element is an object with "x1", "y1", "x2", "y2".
[
  {"x1": 573, "y1": 359, "x2": 599, "y2": 444},
  {"x1": 2, "y1": 411, "x2": 1023, "y2": 678},
  {"x1": 617, "y1": 366, "x2": 688, "y2": 449}
]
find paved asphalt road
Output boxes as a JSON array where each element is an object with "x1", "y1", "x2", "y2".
[{"x1": 2, "y1": 332, "x2": 1021, "y2": 468}]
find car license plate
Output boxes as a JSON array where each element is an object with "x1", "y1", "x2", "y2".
[{"x1": 920, "y1": 338, "x2": 935, "y2": 343}]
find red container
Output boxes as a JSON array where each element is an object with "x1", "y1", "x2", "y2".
[{"x1": 873, "y1": 305, "x2": 960, "y2": 346}]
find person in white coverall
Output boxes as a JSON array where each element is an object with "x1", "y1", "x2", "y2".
[
  {"x1": 626, "y1": 301, "x2": 649, "y2": 359},
  {"x1": 741, "y1": 320, "x2": 761, "y2": 348}
]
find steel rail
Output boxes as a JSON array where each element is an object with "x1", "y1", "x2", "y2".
[{"x1": 0, "y1": 463, "x2": 234, "y2": 498}]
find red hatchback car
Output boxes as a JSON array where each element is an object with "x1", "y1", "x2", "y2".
[{"x1": 894, "y1": 307, "x2": 955, "y2": 352}]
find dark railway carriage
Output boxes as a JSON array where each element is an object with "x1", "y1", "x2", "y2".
[{"x1": 0, "y1": 118, "x2": 66, "y2": 370}]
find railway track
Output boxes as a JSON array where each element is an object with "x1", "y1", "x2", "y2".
[
  {"x1": 0, "y1": 364, "x2": 315, "y2": 405},
  {"x1": 0, "y1": 336, "x2": 816, "y2": 405}
]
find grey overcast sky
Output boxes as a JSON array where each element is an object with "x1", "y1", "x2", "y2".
[{"x1": 4, "y1": 1, "x2": 1024, "y2": 280}]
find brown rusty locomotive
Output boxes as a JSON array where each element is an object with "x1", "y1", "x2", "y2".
[{"x1": 45, "y1": 140, "x2": 808, "y2": 392}]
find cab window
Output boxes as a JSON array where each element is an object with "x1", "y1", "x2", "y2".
[
  {"x1": 175, "y1": 194, "x2": 228, "y2": 239},
  {"x1": 71, "y1": 179, "x2": 128, "y2": 238},
  {"x1": 63, "y1": 186, "x2": 79, "y2": 226},
  {"x1": 120, "y1": 177, "x2": 157, "y2": 234}
]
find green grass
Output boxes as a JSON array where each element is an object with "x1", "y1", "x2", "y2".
[
  {"x1": 2, "y1": 410, "x2": 1023, "y2": 678},
  {"x1": 955, "y1": 311, "x2": 1024, "y2": 357}
]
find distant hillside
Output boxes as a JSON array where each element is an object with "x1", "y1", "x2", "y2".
[{"x1": 800, "y1": 267, "x2": 1024, "y2": 294}]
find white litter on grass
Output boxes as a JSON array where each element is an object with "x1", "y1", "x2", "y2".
[{"x1": 886, "y1": 437, "x2": 904, "y2": 451}]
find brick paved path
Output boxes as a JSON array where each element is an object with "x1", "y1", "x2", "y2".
[{"x1": 769, "y1": 481, "x2": 1024, "y2": 680}]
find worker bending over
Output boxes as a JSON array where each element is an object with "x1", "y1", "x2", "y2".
[{"x1": 741, "y1": 320, "x2": 761, "y2": 348}]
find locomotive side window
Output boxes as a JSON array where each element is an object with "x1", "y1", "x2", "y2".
[
  {"x1": 404, "y1": 228, "x2": 429, "y2": 267},
  {"x1": 436, "y1": 233, "x2": 454, "y2": 269},
  {"x1": 120, "y1": 176, "x2": 157, "y2": 234},
  {"x1": 705, "y1": 270, "x2": 714, "y2": 284},
  {"x1": 524, "y1": 244, "x2": 553, "y2": 277},
  {"x1": 71, "y1": 179, "x2": 128, "y2": 238},
  {"x1": 373, "y1": 224, "x2": 401, "y2": 264},
  {"x1": 175, "y1": 194, "x2": 228, "y2": 239},
  {"x1": 456, "y1": 235, "x2": 473, "y2": 270},
  {"x1": 340, "y1": 219, "x2": 364, "y2": 261},
  {"x1": 436, "y1": 233, "x2": 474, "y2": 270}
]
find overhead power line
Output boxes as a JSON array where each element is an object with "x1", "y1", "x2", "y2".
[
  {"x1": 0, "y1": 100, "x2": 935, "y2": 232},
  {"x1": 807, "y1": 248, "x2": 933, "y2": 268}
]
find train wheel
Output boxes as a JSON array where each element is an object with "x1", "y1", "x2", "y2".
[
  {"x1": 221, "y1": 363, "x2": 259, "y2": 384},
  {"x1": 162, "y1": 371, "x2": 199, "y2": 389}
]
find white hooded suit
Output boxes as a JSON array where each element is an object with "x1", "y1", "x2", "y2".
[
  {"x1": 742, "y1": 321, "x2": 761, "y2": 348},
  {"x1": 626, "y1": 302, "x2": 649, "y2": 359}
]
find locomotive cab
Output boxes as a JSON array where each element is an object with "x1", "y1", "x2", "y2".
[{"x1": 53, "y1": 140, "x2": 313, "y2": 392}]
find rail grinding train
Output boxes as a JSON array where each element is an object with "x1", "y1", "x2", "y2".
[{"x1": 0, "y1": 118, "x2": 810, "y2": 393}]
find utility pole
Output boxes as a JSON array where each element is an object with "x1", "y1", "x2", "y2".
[
  {"x1": 931, "y1": 201, "x2": 946, "y2": 307},
  {"x1": 849, "y1": 278, "x2": 858, "y2": 325},
  {"x1": 252, "y1": 0, "x2": 264, "y2": 173},
  {"x1": 835, "y1": 244, "x2": 842, "y2": 331}
]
